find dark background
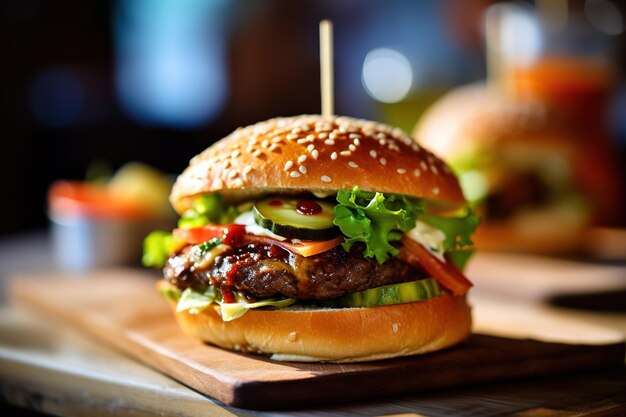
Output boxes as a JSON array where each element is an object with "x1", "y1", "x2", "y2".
[{"x1": 1, "y1": 0, "x2": 625, "y2": 236}]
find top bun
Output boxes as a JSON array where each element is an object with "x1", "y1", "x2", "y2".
[
  {"x1": 170, "y1": 115, "x2": 465, "y2": 214},
  {"x1": 414, "y1": 82, "x2": 565, "y2": 159}
]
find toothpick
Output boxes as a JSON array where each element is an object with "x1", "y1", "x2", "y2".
[{"x1": 319, "y1": 20, "x2": 334, "y2": 118}]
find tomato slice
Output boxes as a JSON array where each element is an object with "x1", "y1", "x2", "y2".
[
  {"x1": 399, "y1": 236, "x2": 473, "y2": 296},
  {"x1": 173, "y1": 224, "x2": 246, "y2": 246}
]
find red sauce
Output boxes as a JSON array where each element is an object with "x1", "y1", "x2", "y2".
[
  {"x1": 221, "y1": 263, "x2": 239, "y2": 304},
  {"x1": 268, "y1": 199, "x2": 283, "y2": 207},
  {"x1": 222, "y1": 224, "x2": 246, "y2": 246},
  {"x1": 296, "y1": 200, "x2": 322, "y2": 215}
]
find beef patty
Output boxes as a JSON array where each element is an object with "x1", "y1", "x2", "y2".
[{"x1": 164, "y1": 242, "x2": 425, "y2": 300}]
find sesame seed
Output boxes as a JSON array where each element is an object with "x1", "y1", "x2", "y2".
[
  {"x1": 297, "y1": 138, "x2": 309, "y2": 144},
  {"x1": 413, "y1": 169, "x2": 421, "y2": 177},
  {"x1": 431, "y1": 165, "x2": 439, "y2": 174},
  {"x1": 228, "y1": 169, "x2": 238, "y2": 179},
  {"x1": 307, "y1": 144, "x2": 315, "y2": 153},
  {"x1": 284, "y1": 160, "x2": 294, "y2": 171},
  {"x1": 291, "y1": 127, "x2": 302, "y2": 134},
  {"x1": 242, "y1": 166, "x2": 253, "y2": 176},
  {"x1": 427, "y1": 155, "x2": 435, "y2": 164},
  {"x1": 329, "y1": 132, "x2": 338, "y2": 140},
  {"x1": 353, "y1": 138, "x2": 361, "y2": 146},
  {"x1": 379, "y1": 157, "x2": 387, "y2": 166},
  {"x1": 286, "y1": 134, "x2": 298, "y2": 141},
  {"x1": 290, "y1": 171, "x2": 301, "y2": 178},
  {"x1": 331, "y1": 152, "x2": 338, "y2": 160},
  {"x1": 318, "y1": 132, "x2": 328, "y2": 139},
  {"x1": 349, "y1": 133, "x2": 360, "y2": 139},
  {"x1": 231, "y1": 149, "x2": 241, "y2": 158},
  {"x1": 311, "y1": 149, "x2": 319, "y2": 159},
  {"x1": 421, "y1": 161, "x2": 428, "y2": 171},
  {"x1": 268, "y1": 143, "x2": 280, "y2": 152},
  {"x1": 298, "y1": 155, "x2": 307, "y2": 164},
  {"x1": 215, "y1": 178, "x2": 224, "y2": 188},
  {"x1": 321, "y1": 175, "x2": 332, "y2": 183},
  {"x1": 397, "y1": 168, "x2": 406, "y2": 174},
  {"x1": 272, "y1": 137, "x2": 284, "y2": 143},
  {"x1": 370, "y1": 150, "x2": 377, "y2": 158},
  {"x1": 252, "y1": 150, "x2": 263, "y2": 158},
  {"x1": 348, "y1": 161, "x2": 359, "y2": 168},
  {"x1": 325, "y1": 139, "x2": 335, "y2": 145},
  {"x1": 233, "y1": 178, "x2": 244, "y2": 187},
  {"x1": 299, "y1": 165, "x2": 307, "y2": 174},
  {"x1": 223, "y1": 160, "x2": 231, "y2": 169},
  {"x1": 379, "y1": 139, "x2": 386, "y2": 146},
  {"x1": 433, "y1": 187, "x2": 440, "y2": 195},
  {"x1": 246, "y1": 145, "x2": 255, "y2": 153},
  {"x1": 411, "y1": 143, "x2": 420, "y2": 152},
  {"x1": 348, "y1": 144, "x2": 356, "y2": 152},
  {"x1": 340, "y1": 150, "x2": 352, "y2": 156},
  {"x1": 306, "y1": 134, "x2": 315, "y2": 141},
  {"x1": 261, "y1": 140, "x2": 269, "y2": 148},
  {"x1": 392, "y1": 323, "x2": 399, "y2": 333}
]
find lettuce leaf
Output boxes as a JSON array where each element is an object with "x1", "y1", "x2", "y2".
[
  {"x1": 220, "y1": 298, "x2": 296, "y2": 321},
  {"x1": 419, "y1": 210, "x2": 480, "y2": 251},
  {"x1": 142, "y1": 230, "x2": 175, "y2": 268},
  {"x1": 333, "y1": 187, "x2": 423, "y2": 264},
  {"x1": 418, "y1": 210, "x2": 479, "y2": 271},
  {"x1": 164, "y1": 286, "x2": 296, "y2": 321},
  {"x1": 176, "y1": 286, "x2": 218, "y2": 314},
  {"x1": 178, "y1": 193, "x2": 239, "y2": 228}
]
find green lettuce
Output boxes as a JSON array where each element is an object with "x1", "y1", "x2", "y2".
[
  {"x1": 178, "y1": 193, "x2": 239, "y2": 228},
  {"x1": 419, "y1": 210, "x2": 480, "y2": 271},
  {"x1": 333, "y1": 187, "x2": 423, "y2": 264},
  {"x1": 142, "y1": 230, "x2": 175, "y2": 268},
  {"x1": 162, "y1": 285, "x2": 296, "y2": 321},
  {"x1": 419, "y1": 210, "x2": 480, "y2": 251}
]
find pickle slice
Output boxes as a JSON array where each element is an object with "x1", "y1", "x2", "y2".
[
  {"x1": 332, "y1": 278, "x2": 441, "y2": 308},
  {"x1": 253, "y1": 197, "x2": 338, "y2": 240}
]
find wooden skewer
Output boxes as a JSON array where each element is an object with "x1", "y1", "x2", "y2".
[{"x1": 319, "y1": 20, "x2": 334, "y2": 118}]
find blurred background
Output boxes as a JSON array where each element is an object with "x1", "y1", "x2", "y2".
[{"x1": 1, "y1": 0, "x2": 625, "y2": 244}]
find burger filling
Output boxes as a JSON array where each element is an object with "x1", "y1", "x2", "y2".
[{"x1": 144, "y1": 187, "x2": 479, "y2": 321}]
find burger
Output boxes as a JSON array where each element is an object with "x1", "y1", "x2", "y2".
[
  {"x1": 143, "y1": 114, "x2": 478, "y2": 362},
  {"x1": 414, "y1": 82, "x2": 596, "y2": 254}
]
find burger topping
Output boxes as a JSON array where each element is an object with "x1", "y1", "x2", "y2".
[
  {"x1": 333, "y1": 187, "x2": 423, "y2": 264},
  {"x1": 321, "y1": 278, "x2": 441, "y2": 308},
  {"x1": 252, "y1": 197, "x2": 337, "y2": 240},
  {"x1": 144, "y1": 188, "x2": 479, "y2": 319}
]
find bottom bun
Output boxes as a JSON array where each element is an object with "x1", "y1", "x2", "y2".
[{"x1": 159, "y1": 280, "x2": 472, "y2": 363}]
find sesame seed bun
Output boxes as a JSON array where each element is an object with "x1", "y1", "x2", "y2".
[
  {"x1": 158, "y1": 280, "x2": 472, "y2": 363},
  {"x1": 170, "y1": 115, "x2": 465, "y2": 214}
]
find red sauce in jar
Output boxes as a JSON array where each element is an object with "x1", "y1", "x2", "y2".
[{"x1": 296, "y1": 200, "x2": 322, "y2": 215}]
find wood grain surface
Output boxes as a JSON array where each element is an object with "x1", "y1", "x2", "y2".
[{"x1": 8, "y1": 269, "x2": 625, "y2": 410}]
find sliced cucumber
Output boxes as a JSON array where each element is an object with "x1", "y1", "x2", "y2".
[
  {"x1": 326, "y1": 278, "x2": 441, "y2": 308},
  {"x1": 253, "y1": 197, "x2": 338, "y2": 240}
]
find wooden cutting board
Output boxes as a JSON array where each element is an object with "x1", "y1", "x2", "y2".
[{"x1": 8, "y1": 269, "x2": 625, "y2": 410}]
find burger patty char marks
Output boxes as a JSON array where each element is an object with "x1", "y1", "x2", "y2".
[{"x1": 164, "y1": 243, "x2": 426, "y2": 300}]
